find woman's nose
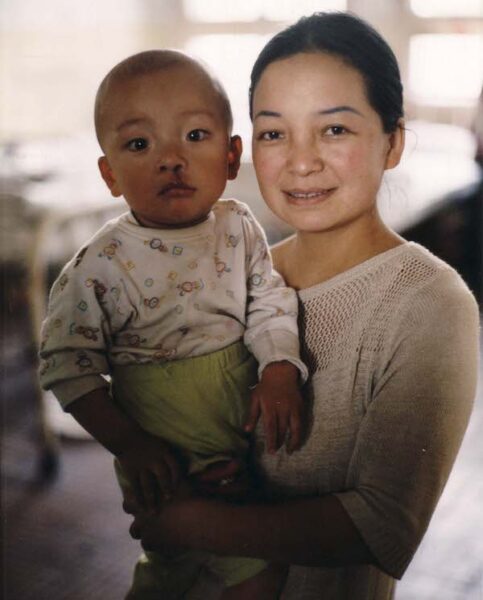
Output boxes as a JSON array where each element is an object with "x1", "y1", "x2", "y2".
[{"x1": 287, "y1": 139, "x2": 324, "y2": 176}]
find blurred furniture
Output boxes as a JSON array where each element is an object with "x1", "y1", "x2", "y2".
[{"x1": 403, "y1": 177, "x2": 482, "y2": 303}]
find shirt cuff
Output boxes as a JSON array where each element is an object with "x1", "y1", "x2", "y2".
[
  {"x1": 247, "y1": 329, "x2": 309, "y2": 383},
  {"x1": 334, "y1": 490, "x2": 416, "y2": 580},
  {"x1": 50, "y1": 375, "x2": 110, "y2": 410}
]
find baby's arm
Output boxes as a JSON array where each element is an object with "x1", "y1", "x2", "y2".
[
  {"x1": 39, "y1": 249, "x2": 180, "y2": 510},
  {"x1": 240, "y1": 206, "x2": 308, "y2": 453},
  {"x1": 67, "y1": 387, "x2": 180, "y2": 511}
]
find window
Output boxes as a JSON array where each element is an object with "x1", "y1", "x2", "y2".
[
  {"x1": 183, "y1": 0, "x2": 347, "y2": 23},
  {"x1": 410, "y1": 0, "x2": 482, "y2": 18},
  {"x1": 186, "y1": 34, "x2": 272, "y2": 159},
  {"x1": 409, "y1": 34, "x2": 483, "y2": 106}
]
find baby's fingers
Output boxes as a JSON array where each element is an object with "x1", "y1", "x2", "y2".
[
  {"x1": 161, "y1": 451, "x2": 180, "y2": 491},
  {"x1": 125, "y1": 471, "x2": 146, "y2": 510},
  {"x1": 140, "y1": 470, "x2": 160, "y2": 513},
  {"x1": 244, "y1": 394, "x2": 261, "y2": 433},
  {"x1": 262, "y1": 403, "x2": 286, "y2": 454},
  {"x1": 286, "y1": 409, "x2": 303, "y2": 453}
]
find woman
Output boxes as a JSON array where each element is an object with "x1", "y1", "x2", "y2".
[{"x1": 128, "y1": 13, "x2": 479, "y2": 599}]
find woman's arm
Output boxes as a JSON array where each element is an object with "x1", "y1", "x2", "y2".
[{"x1": 129, "y1": 492, "x2": 374, "y2": 567}]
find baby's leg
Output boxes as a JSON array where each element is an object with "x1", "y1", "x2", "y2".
[{"x1": 220, "y1": 564, "x2": 288, "y2": 600}]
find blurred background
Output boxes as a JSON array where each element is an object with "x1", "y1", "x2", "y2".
[{"x1": 1, "y1": 1, "x2": 482, "y2": 599}]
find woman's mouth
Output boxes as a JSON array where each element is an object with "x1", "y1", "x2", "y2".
[{"x1": 285, "y1": 188, "x2": 336, "y2": 204}]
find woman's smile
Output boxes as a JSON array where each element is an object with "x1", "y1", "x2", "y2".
[{"x1": 284, "y1": 187, "x2": 336, "y2": 204}]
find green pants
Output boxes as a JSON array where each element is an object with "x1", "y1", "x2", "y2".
[{"x1": 112, "y1": 341, "x2": 267, "y2": 597}]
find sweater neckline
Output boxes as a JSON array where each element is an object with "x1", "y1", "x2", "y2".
[{"x1": 298, "y1": 242, "x2": 417, "y2": 300}]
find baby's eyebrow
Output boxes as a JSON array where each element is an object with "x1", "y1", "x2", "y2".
[
  {"x1": 116, "y1": 118, "x2": 147, "y2": 132},
  {"x1": 179, "y1": 109, "x2": 218, "y2": 120}
]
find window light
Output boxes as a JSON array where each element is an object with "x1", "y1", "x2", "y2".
[
  {"x1": 410, "y1": 0, "x2": 483, "y2": 18},
  {"x1": 409, "y1": 34, "x2": 483, "y2": 106},
  {"x1": 183, "y1": 0, "x2": 347, "y2": 23},
  {"x1": 186, "y1": 34, "x2": 271, "y2": 158}
]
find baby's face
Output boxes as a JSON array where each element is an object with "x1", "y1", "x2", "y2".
[{"x1": 98, "y1": 64, "x2": 240, "y2": 228}]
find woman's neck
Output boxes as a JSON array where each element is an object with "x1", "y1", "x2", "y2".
[{"x1": 276, "y1": 213, "x2": 403, "y2": 290}]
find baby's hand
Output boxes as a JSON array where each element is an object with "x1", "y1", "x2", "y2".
[
  {"x1": 116, "y1": 431, "x2": 180, "y2": 512},
  {"x1": 245, "y1": 361, "x2": 304, "y2": 454}
]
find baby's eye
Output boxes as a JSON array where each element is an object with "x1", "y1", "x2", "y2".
[
  {"x1": 187, "y1": 129, "x2": 209, "y2": 142},
  {"x1": 325, "y1": 125, "x2": 347, "y2": 137},
  {"x1": 258, "y1": 130, "x2": 282, "y2": 141},
  {"x1": 126, "y1": 138, "x2": 148, "y2": 151}
]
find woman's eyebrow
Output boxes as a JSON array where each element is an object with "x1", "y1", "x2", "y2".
[
  {"x1": 254, "y1": 106, "x2": 363, "y2": 120},
  {"x1": 318, "y1": 105, "x2": 363, "y2": 116},
  {"x1": 254, "y1": 110, "x2": 281, "y2": 120}
]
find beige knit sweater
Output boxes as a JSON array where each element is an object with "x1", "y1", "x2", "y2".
[{"x1": 255, "y1": 242, "x2": 479, "y2": 600}]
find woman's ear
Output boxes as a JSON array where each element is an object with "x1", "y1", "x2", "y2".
[
  {"x1": 227, "y1": 135, "x2": 243, "y2": 180},
  {"x1": 385, "y1": 119, "x2": 405, "y2": 170},
  {"x1": 98, "y1": 156, "x2": 122, "y2": 197}
]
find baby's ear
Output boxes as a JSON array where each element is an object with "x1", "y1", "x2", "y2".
[
  {"x1": 227, "y1": 135, "x2": 243, "y2": 180},
  {"x1": 98, "y1": 156, "x2": 122, "y2": 197}
]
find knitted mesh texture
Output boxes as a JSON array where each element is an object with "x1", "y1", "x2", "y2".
[{"x1": 299, "y1": 249, "x2": 438, "y2": 375}]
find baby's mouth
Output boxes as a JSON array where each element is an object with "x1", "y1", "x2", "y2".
[{"x1": 159, "y1": 181, "x2": 196, "y2": 197}]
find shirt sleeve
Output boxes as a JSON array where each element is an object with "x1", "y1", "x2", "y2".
[
  {"x1": 240, "y1": 207, "x2": 308, "y2": 382},
  {"x1": 334, "y1": 270, "x2": 479, "y2": 579},
  {"x1": 38, "y1": 247, "x2": 115, "y2": 409}
]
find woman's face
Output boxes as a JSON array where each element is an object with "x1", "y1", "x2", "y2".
[{"x1": 251, "y1": 52, "x2": 404, "y2": 235}]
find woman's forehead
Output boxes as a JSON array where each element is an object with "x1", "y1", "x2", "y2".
[{"x1": 252, "y1": 52, "x2": 368, "y2": 110}]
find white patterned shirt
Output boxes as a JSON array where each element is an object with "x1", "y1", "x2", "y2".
[{"x1": 39, "y1": 199, "x2": 307, "y2": 407}]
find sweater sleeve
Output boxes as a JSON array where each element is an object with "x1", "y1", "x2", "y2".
[
  {"x1": 240, "y1": 207, "x2": 308, "y2": 382},
  {"x1": 38, "y1": 247, "x2": 117, "y2": 408},
  {"x1": 334, "y1": 269, "x2": 479, "y2": 579}
]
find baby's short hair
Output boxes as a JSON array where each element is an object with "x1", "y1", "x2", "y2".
[{"x1": 94, "y1": 49, "x2": 233, "y2": 147}]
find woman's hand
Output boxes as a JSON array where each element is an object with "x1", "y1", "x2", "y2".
[
  {"x1": 191, "y1": 458, "x2": 256, "y2": 501},
  {"x1": 126, "y1": 494, "x2": 202, "y2": 554}
]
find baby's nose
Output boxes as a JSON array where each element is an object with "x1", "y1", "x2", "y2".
[{"x1": 157, "y1": 144, "x2": 187, "y2": 172}]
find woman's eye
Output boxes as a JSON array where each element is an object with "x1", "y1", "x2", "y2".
[
  {"x1": 326, "y1": 125, "x2": 347, "y2": 137},
  {"x1": 259, "y1": 130, "x2": 282, "y2": 141},
  {"x1": 126, "y1": 138, "x2": 148, "y2": 151},
  {"x1": 187, "y1": 129, "x2": 209, "y2": 142}
]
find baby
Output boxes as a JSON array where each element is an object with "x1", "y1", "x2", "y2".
[{"x1": 39, "y1": 50, "x2": 307, "y2": 598}]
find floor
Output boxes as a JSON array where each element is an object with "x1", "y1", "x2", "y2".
[{"x1": 2, "y1": 316, "x2": 483, "y2": 600}]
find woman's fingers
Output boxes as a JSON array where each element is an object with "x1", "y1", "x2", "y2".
[{"x1": 195, "y1": 458, "x2": 243, "y2": 483}]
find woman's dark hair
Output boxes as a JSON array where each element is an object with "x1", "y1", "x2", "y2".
[{"x1": 249, "y1": 12, "x2": 403, "y2": 133}]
